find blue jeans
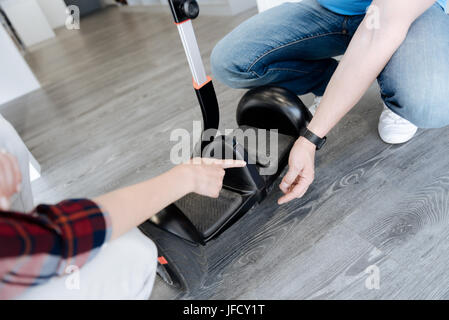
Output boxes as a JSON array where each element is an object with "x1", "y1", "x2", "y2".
[{"x1": 211, "y1": 0, "x2": 449, "y2": 128}]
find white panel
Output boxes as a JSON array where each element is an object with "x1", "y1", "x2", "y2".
[
  {"x1": 0, "y1": 24, "x2": 40, "y2": 106},
  {"x1": 257, "y1": 0, "x2": 302, "y2": 12},
  {"x1": 36, "y1": 0, "x2": 68, "y2": 29},
  {"x1": 1, "y1": 0, "x2": 55, "y2": 47}
]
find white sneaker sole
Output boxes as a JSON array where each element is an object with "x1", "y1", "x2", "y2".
[{"x1": 378, "y1": 128, "x2": 418, "y2": 144}]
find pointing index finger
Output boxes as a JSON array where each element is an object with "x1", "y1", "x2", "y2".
[{"x1": 215, "y1": 159, "x2": 247, "y2": 169}]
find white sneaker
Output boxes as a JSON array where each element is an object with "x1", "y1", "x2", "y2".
[
  {"x1": 308, "y1": 96, "x2": 322, "y2": 116},
  {"x1": 378, "y1": 104, "x2": 418, "y2": 144}
]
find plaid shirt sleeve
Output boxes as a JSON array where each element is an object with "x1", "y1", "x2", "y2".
[{"x1": 0, "y1": 199, "x2": 112, "y2": 299}]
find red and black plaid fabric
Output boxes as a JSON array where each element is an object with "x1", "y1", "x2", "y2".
[{"x1": 0, "y1": 199, "x2": 111, "y2": 299}]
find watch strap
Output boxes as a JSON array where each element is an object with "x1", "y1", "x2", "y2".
[{"x1": 301, "y1": 128, "x2": 327, "y2": 150}]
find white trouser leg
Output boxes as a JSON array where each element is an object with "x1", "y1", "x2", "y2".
[
  {"x1": 18, "y1": 228, "x2": 158, "y2": 300},
  {"x1": 0, "y1": 115, "x2": 34, "y2": 212}
]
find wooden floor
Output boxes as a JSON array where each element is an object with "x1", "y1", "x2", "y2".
[{"x1": 2, "y1": 7, "x2": 449, "y2": 300}]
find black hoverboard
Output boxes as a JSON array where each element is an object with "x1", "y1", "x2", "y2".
[{"x1": 139, "y1": 0, "x2": 312, "y2": 295}]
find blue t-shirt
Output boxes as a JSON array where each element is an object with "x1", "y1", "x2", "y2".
[{"x1": 317, "y1": 0, "x2": 447, "y2": 15}]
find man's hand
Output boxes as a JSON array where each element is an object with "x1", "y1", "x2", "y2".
[
  {"x1": 0, "y1": 150, "x2": 22, "y2": 211},
  {"x1": 278, "y1": 137, "x2": 316, "y2": 205}
]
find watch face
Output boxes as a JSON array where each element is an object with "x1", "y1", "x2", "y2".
[{"x1": 317, "y1": 136, "x2": 326, "y2": 150}]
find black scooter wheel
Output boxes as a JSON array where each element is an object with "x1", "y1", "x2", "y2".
[{"x1": 139, "y1": 221, "x2": 207, "y2": 297}]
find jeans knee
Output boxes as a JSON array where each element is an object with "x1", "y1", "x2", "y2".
[
  {"x1": 211, "y1": 41, "x2": 239, "y2": 88},
  {"x1": 211, "y1": 39, "x2": 256, "y2": 89},
  {"x1": 134, "y1": 230, "x2": 158, "y2": 264},
  {"x1": 146, "y1": 237, "x2": 158, "y2": 263},
  {"x1": 386, "y1": 88, "x2": 448, "y2": 129}
]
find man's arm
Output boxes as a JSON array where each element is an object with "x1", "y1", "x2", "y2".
[
  {"x1": 279, "y1": 0, "x2": 437, "y2": 204},
  {"x1": 307, "y1": 0, "x2": 437, "y2": 138}
]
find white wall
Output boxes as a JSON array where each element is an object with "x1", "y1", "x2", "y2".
[
  {"x1": 0, "y1": 24, "x2": 40, "y2": 105},
  {"x1": 36, "y1": 0, "x2": 68, "y2": 29},
  {"x1": 127, "y1": 0, "x2": 257, "y2": 15},
  {"x1": 257, "y1": 0, "x2": 302, "y2": 12},
  {"x1": 127, "y1": 0, "x2": 160, "y2": 4},
  {"x1": 0, "y1": 0, "x2": 55, "y2": 47}
]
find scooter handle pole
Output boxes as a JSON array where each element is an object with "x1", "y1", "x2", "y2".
[{"x1": 167, "y1": 0, "x2": 220, "y2": 133}]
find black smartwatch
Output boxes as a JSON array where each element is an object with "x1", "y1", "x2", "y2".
[{"x1": 301, "y1": 128, "x2": 327, "y2": 150}]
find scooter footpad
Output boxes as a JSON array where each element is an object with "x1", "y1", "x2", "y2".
[{"x1": 175, "y1": 189, "x2": 243, "y2": 238}]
